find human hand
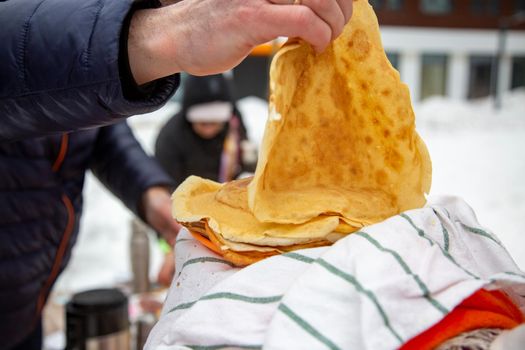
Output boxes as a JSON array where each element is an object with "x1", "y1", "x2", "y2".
[
  {"x1": 142, "y1": 186, "x2": 181, "y2": 246},
  {"x1": 128, "y1": 0, "x2": 353, "y2": 84},
  {"x1": 157, "y1": 250, "x2": 175, "y2": 287}
]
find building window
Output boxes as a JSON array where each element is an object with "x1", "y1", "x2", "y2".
[
  {"x1": 386, "y1": 52, "x2": 400, "y2": 70},
  {"x1": 420, "y1": 54, "x2": 448, "y2": 100},
  {"x1": 470, "y1": 0, "x2": 500, "y2": 15},
  {"x1": 511, "y1": 56, "x2": 525, "y2": 89},
  {"x1": 420, "y1": 0, "x2": 453, "y2": 14},
  {"x1": 516, "y1": 0, "x2": 525, "y2": 13},
  {"x1": 370, "y1": 0, "x2": 404, "y2": 10},
  {"x1": 468, "y1": 56, "x2": 497, "y2": 99}
]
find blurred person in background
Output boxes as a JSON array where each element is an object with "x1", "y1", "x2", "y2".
[
  {"x1": 155, "y1": 74, "x2": 257, "y2": 189},
  {"x1": 0, "y1": 0, "x2": 353, "y2": 347}
]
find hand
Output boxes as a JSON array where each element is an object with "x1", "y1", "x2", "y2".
[
  {"x1": 157, "y1": 251, "x2": 175, "y2": 287},
  {"x1": 142, "y1": 186, "x2": 181, "y2": 246},
  {"x1": 128, "y1": 0, "x2": 353, "y2": 84}
]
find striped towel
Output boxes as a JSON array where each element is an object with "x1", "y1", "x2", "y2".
[{"x1": 145, "y1": 196, "x2": 525, "y2": 350}]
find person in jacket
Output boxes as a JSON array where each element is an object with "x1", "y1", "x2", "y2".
[
  {"x1": 0, "y1": 120, "x2": 180, "y2": 350},
  {"x1": 155, "y1": 74, "x2": 253, "y2": 188},
  {"x1": 0, "y1": 0, "x2": 353, "y2": 347}
]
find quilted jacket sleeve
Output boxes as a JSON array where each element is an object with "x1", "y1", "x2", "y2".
[
  {"x1": 0, "y1": 0, "x2": 179, "y2": 141},
  {"x1": 90, "y1": 121, "x2": 175, "y2": 216}
]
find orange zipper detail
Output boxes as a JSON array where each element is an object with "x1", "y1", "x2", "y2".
[
  {"x1": 52, "y1": 133, "x2": 69, "y2": 172},
  {"x1": 34, "y1": 194, "x2": 75, "y2": 322}
]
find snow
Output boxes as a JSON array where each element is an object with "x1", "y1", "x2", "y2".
[
  {"x1": 414, "y1": 90, "x2": 525, "y2": 272},
  {"x1": 53, "y1": 89, "x2": 525, "y2": 296}
]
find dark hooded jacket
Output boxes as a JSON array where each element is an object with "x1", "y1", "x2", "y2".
[
  {"x1": 155, "y1": 74, "x2": 248, "y2": 188},
  {"x1": 0, "y1": 0, "x2": 178, "y2": 347}
]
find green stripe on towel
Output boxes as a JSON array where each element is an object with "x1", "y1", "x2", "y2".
[
  {"x1": 500, "y1": 271, "x2": 525, "y2": 279},
  {"x1": 168, "y1": 293, "x2": 282, "y2": 314},
  {"x1": 169, "y1": 300, "x2": 197, "y2": 312},
  {"x1": 440, "y1": 221, "x2": 450, "y2": 252},
  {"x1": 400, "y1": 213, "x2": 480, "y2": 280},
  {"x1": 278, "y1": 303, "x2": 342, "y2": 350},
  {"x1": 315, "y1": 258, "x2": 404, "y2": 343},
  {"x1": 432, "y1": 209, "x2": 450, "y2": 252},
  {"x1": 200, "y1": 292, "x2": 282, "y2": 304},
  {"x1": 460, "y1": 223, "x2": 503, "y2": 248},
  {"x1": 355, "y1": 231, "x2": 448, "y2": 315},
  {"x1": 400, "y1": 213, "x2": 434, "y2": 246},
  {"x1": 181, "y1": 257, "x2": 238, "y2": 271},
  {"x1": 283, "y1": 252, "x2": 316, "y2": 263}
]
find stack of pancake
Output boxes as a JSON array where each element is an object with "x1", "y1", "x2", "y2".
[{"x1": 172, "y1": 0, "x2": 432, "y2": 266}]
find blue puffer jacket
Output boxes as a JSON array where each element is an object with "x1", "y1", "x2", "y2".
[{"x1": 0, "y1": 0, "x2": 178, "y2": 347}]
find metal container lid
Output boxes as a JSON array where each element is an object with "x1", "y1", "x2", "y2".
[{"x1": 66, "y1": 288, "x2": 129, "y2": 341}]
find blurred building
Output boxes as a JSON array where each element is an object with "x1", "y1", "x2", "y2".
[{"x1": 373, "y1": 0, "x2": 525, "y2": 101}]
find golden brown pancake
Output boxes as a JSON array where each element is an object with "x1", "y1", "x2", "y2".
[
  {"x1": 247, "y1": 0, "x2": 431, "y2": 225},
  {"x1": 172, "y1": 0, "x2": 431, "y2": 266},
  {"x1": 174, "y1": 176, "x2": 348, "y2": 247}
]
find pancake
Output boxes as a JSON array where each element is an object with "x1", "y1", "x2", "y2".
[
  {"x1": 247, "y1": 0, "x2": 431, "y2": 225},
  {"x1": 172, "y1": 0, "x2": 431, "y2": 266}
]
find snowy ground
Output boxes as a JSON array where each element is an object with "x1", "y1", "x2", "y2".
[{"x1": 53, "y1": 90, "x2": 525, "y2": 297}]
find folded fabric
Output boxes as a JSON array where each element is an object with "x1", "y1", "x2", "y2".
[
  {"x1": 145, "y1": 196, "x2": 525, "y2": 350},
  {"x1": 401, "y1": 288, "x2": 525, "y2": 350}
]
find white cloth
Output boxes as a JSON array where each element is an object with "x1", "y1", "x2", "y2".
[{"x1": 145, "y1": 196, "x2": 525, "y2": 350}]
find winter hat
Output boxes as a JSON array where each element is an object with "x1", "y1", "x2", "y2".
[{"x1": 183, "y1": 74, "x2": 235, "y2": 123}]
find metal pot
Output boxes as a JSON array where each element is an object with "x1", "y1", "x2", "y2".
[{"x1": 65, "y1": 288, "x2": 129, "y2": 350}]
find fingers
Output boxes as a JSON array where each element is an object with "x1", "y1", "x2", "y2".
[
  {"x1": 146, "y1": 187, "x2": 181, "y2": 235},
  {"x1": 259, "y1": 0, "x2": 353, "y2": 52},
  {"x1": 159, "y1": 219, "x2": 181, "y2": 246},
  {"x1": 255, "y1": 5, "x2": 331, "y2": 52},
  {"x1": 336, "y1": 0, "x2": 353, "y2": 23},
  {"x1": 157, "y1": 251, "x2": 175, "y2": 287},
  {"x1": 299, "y1": 0, "x2": 345, "y2": 40}
]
